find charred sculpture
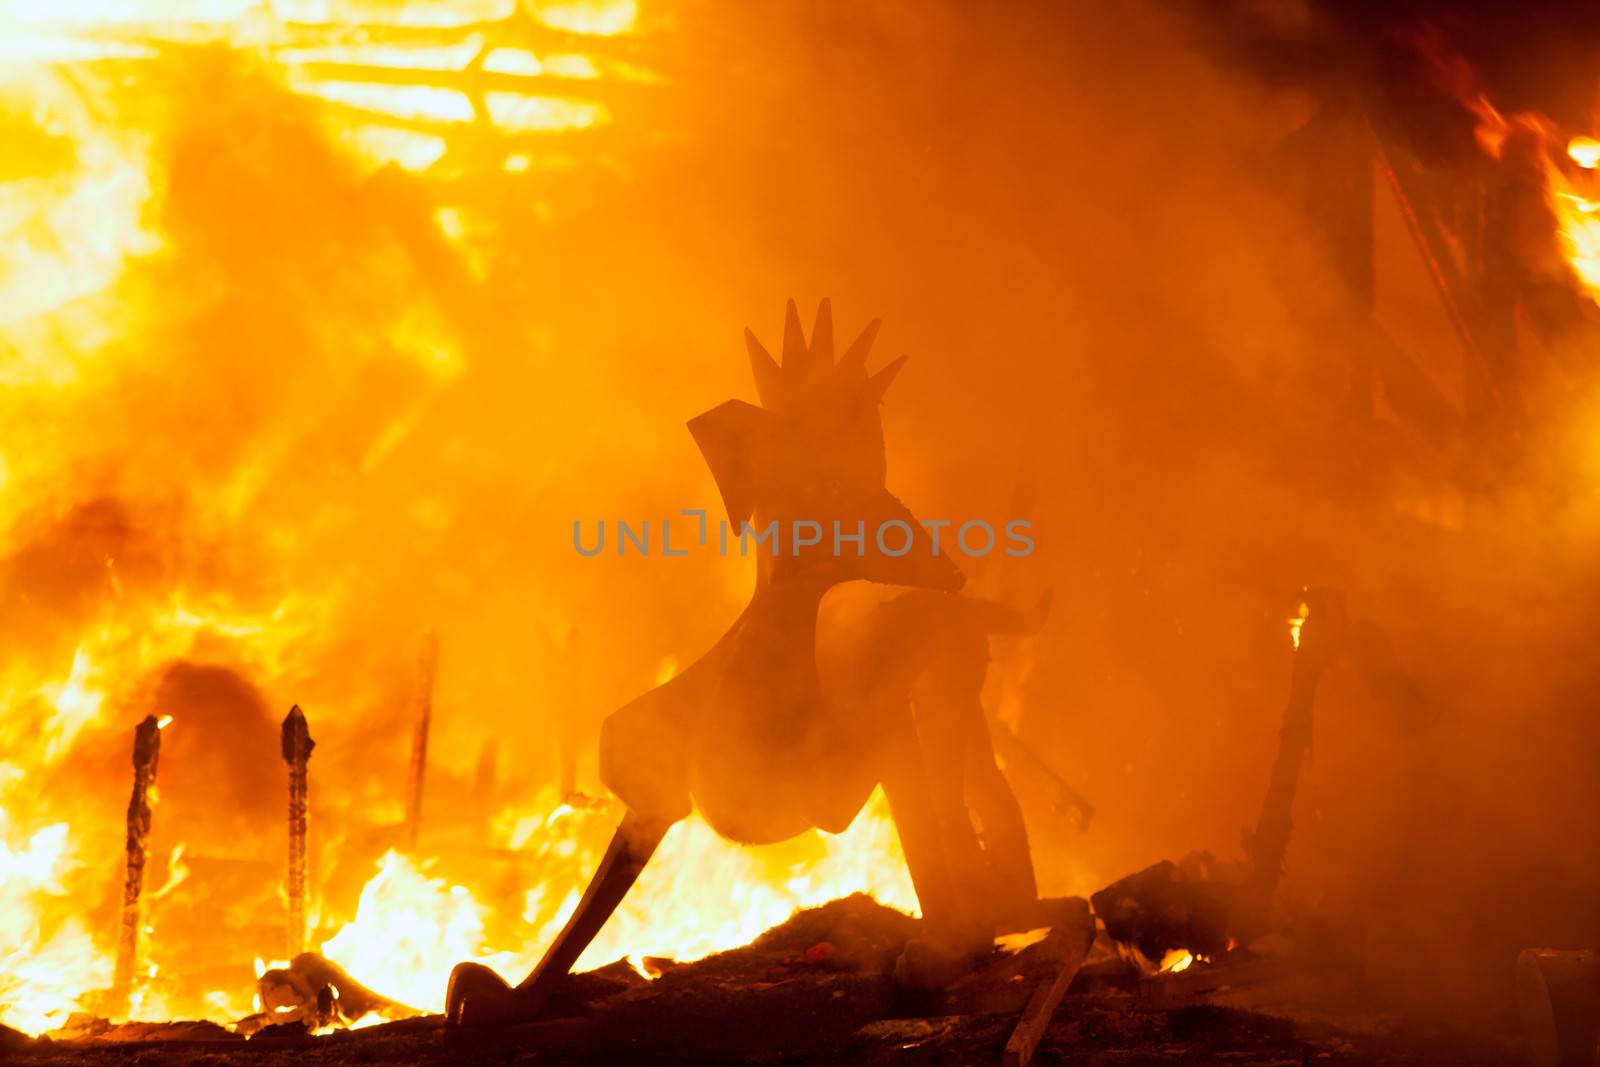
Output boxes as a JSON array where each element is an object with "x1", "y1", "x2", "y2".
[{"x1": 446, "y1": 301, "x2": 1046, "y2": 1024}]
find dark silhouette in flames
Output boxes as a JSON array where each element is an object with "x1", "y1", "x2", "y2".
[{"x1": 446, "y1": 301, "x2": 1047, "y2": 1024}]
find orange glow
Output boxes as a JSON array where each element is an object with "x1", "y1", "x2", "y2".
[
  {"x1": 1461, "y1": 88, "x2": 1600, "y2": 303},
  {"x1": 1288, "y1": 600, "x2": 1308, "y2": 651},
  {"x1": 1158, "y1": 948, "x2": 1194, "y2": 973},
  {"x1": 528, "y1": 0, "x2": 638, "y2": 36},
  {"x1": 0, "y1": 822, "x2": 107, "y2": 1034},
  {"x1": 321, "y1": 789, "x2": 915, "y2": 1015},
  {"x1": 1569, "y1": 137, "x2": 1600, "y2": 170},
  {"x1": 0, "y1": 0, "x2": 668, "y2": 1030},
  {"x1": 0, "y1": 45, "x2": 591, "y2": 1008}
]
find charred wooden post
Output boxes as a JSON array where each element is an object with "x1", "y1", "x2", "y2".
[
  {"x1": 110, "y1": 714, "x2": 163, "y2": 1017},
  {"x1": 1243, "y1": 588, "x2": 1347, "y2": 919},
  {"x1": 281, "y1": 705, "x2": 315, "y2": 959},
  {"x1": 404, "y1": 631, "x2": 439, "y2": 849}
]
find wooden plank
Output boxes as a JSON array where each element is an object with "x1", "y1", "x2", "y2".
[{"x1": 1002, "y1": 908, "x2": 1094, "y2": 1067}]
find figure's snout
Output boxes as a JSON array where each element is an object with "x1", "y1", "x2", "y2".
[{"x1": 838, "y1": 488, "x2": 965, "y2": 593}]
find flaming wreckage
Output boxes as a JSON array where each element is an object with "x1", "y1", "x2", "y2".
[{"x1": 2, "y1": 304, "x2": 1375, "y2": 1065}]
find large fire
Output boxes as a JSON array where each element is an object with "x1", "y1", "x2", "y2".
[
  {"x1": 0, "y1": 0, "x2": 920, "y2": 1039},
  {"x1": 320, "y1": 791, "x2": 915, "y2": 1014},
  {"x1": 1458, "y1": 86, "x2": 1600, "y2": 305}
]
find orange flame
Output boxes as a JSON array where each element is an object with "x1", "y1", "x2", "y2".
[
  {"x1": 1158, "y1": 948, "x2": 1194, "y2": 973},
  {"x1": 0, "y1": 0, "x2": 924, "y2": 1038},
  {"x1": 1459, "y1": 81, "x2": 1600, "y2": 304},
  {"x1": 320, "y1": 789, "x2": 915, "y2": 1016},
  {"x1": 1288, "y1": 600, "x2": 1308, "y2": 651}
]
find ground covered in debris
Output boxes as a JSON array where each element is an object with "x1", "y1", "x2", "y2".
[{"x1": 4, "y1": 895, "x2": 1523, "y2": 1066}]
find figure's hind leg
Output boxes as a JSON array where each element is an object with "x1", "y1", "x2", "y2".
[
  {"x1": 914, "y1": 624, "x2": 1039, "y2": 929},
  {"x1": 962, "y1": 716, "x2": 1040, "y2": 925}
]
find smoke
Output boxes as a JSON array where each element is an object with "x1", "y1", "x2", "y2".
[
  {"x1": 647, "y1": 0, "x2": 1600, "y2": 1019},
  {"x1": 3, "y1": 0, "x2": 1598, "y2": 1027}
]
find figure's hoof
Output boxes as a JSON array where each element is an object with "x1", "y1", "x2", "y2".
[{"x1": 445, "y1": 962, "x2": 525, "y2": 1027}]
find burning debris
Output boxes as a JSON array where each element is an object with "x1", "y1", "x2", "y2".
[{"x1": 0, "y1": 309, "x2": 1425, "y2": 1065}]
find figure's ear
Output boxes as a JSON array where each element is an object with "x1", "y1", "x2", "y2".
[{"x1": 687, "y1": 400, "x2": 768, "y2": 529}]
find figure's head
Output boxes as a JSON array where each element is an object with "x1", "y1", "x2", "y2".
[{"x1": 689, "y1": 300, "x2": 963, "y2": 592}]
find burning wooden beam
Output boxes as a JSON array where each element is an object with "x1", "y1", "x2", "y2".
[
  {"x1": 110, "y1": 714, "x2": 163, "y2": 1017},
  {"x1": 1367, "y1": 121, "x2": 1525, "y2": 437},
  {"x1": 1002, "y1": 900, "x2": 1095, "y2": 1067},
  {"x1": 404, "y1": 631, "x2": 439, "y2": 850},
  {"x1": 281, "y1": 705, "x2": 316, "y2": 960}
]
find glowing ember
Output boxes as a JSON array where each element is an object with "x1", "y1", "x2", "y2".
[
  {"x1": 1288, "y1": 600, "x2": 1308, "y2": 651},
  {"x1": 1158, "y1": 948, "x2": 1194, "y2": 974},
  {"x1": 995, "y1": 927, "x2": 1052, "y2": 954}
]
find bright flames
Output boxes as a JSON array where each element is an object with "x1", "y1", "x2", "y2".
[
  {"x1": 1461, "y1": 89, "x2": 1600, "y2": 305},
  {"x1": 1288, "y1": 600, "x2": 1308, "y2": 651},
  {"x1": 1557, "y1": 137, "x2": 1600, "y2": 298},
  {"x1": 1157, "y1": 948, "x2": 1194, "y2": 974},
  {"x1": 320, "y1": 790, "x2": 915, "y2": 1013},
  {"x1": 0, "y1": 0, "x2": 924, "y2": 1038}
]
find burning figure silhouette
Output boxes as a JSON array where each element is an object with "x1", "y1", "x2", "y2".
[{"x1": 446, "y1": 301, "x2": 1045, "y2": 1024}]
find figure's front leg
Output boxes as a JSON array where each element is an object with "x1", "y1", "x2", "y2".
[{"x1": 445, "y1": 810, "x2": 671, "y2": 1026}]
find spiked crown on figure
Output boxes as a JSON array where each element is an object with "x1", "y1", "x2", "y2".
[{"x1": 688, "y1": 299, "x2": 962, "y2": 592}]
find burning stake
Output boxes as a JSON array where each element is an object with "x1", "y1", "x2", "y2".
[
  {"x1": 1244, "y1": 587, "x2": 1347, "y2": 922},
  {"x1": 110, "y1": 714, "x2": 164, "y2": 1018},
  {"x1": 281, "y1": 705, "x2": 316, "y2": 959}
]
